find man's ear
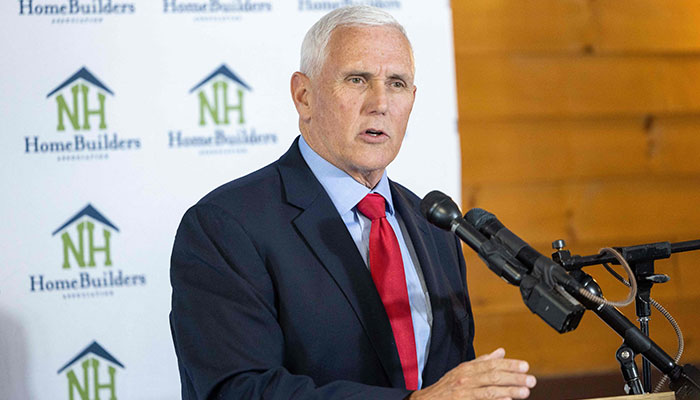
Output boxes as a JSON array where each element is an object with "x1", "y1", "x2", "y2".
[{"x1": 290, "y1": 72, "x2": 312, "y2": 122}]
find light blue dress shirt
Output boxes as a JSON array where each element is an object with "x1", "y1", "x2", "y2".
[{"x1": 298, "y1": 136, "x2": 432, "y2": 389}]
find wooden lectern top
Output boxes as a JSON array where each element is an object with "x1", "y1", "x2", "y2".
[{"x1": 583, "y1": 392, "x2": 675, "y2": 400}]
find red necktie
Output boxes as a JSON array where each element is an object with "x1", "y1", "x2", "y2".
[{"x1": 356, "y1": 193, "x2": 418, "y2": 390}]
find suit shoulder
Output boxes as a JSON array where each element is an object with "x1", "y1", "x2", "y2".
[{"x1": 196, "y1": 161, "x2": 282, "y2": 214}]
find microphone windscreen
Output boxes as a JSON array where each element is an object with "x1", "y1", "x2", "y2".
[
  {"x1": 465, "y1": 208, "x2": 495, "y2": 230},
  {"x1": 420, "y1": 190, "x2": 461, "y2": 230},
  {"x1": 420, "y1": 190, "x2": 445, "y2": 218}
]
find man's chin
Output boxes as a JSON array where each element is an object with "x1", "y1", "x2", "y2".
[{"x1": 343, "y1": 162, "x2": 394, "y2": 187}]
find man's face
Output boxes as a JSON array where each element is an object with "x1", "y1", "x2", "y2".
[{"x1": 297, "y1": 25, "x2": 416, "y2": 187}]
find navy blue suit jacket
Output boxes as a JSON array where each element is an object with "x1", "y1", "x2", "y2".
[{"x1": 170, "y1": 138, "x2": 475, "y2": 399}]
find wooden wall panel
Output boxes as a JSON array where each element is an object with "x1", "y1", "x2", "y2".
[
  {"x1": 568, "y1": 179, "x2": 700, "y2": 243},
  {"x1": 650, "y1": 117, "x2": 700, "y2": 174},
  {"x1": 454, "y1": 0, "x2": 700, "y2": 55},
  {"x1": 464, "y1": 178, "x2": 700, "y2": 246},
  {"x1": 452, "y1": 0, "x2": 591, "y2": 54},
  {"x1": 452, "y1": 0, "x2": 700, "y2": 378},
  {"x1": 460, "y1": 118, "x2": 649, "y2": 184},
  {"x1": 463, "y1": 183, "x2": 572, "y2": 245},
  {"x1": 460, "y1": 117, "x2": 700, "y2": 184},
  {"x1": 675, "y1": 250, "x2": 700, "y2": 294},
  {"x1": 457, "y1": 57, "x2": 700, "y2": 119},
  {"x1": 595, "y1": 0, "x2": 700, "y2": 53}
]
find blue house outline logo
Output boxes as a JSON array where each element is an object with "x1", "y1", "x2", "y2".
[
  {"x1": 47, "y1": 67, "x2": 114, "y2": 132},
  {"x1": 190, "y1": 63, "x2": 251, "y2": 93},
  {"x1": 58, "y1": 341, "x2": 125, "y2": 400},
  {"x1": 191, "y1": 64, "x2": 251, "y2": 126},
  {"x1": 48, "y1": 67, "x2": 114, "y2": 98},
  {"x1": 53, "y1": 204, "x2": 119, "y2": 270},
  {"x1": 53, "y1": 204, "x2": 119, "y2": 235}
]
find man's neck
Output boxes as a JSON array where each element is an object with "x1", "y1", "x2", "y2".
[{"x1": 299, "y1": 133, "x2": 385, "y2": 189}]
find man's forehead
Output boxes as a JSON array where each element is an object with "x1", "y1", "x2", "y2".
[
  {"x1": 329, "y1": 24, "x2": 408, "y2": 45},
  {"x1": 324, "y1": 25, "x2": 415, "y2": 73}
]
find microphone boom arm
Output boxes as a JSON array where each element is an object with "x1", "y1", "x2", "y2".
[{"x1": 421, "y1": 195, "x2": 700, "y2": 397}]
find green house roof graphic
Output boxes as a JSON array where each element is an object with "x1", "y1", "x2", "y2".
[
  {"x1": 47, "y1": 67, "x2": 114, "y2": 98},
  {"x1": 57, "y1": 341, "x2": 125, "y2": 374},
  {"x1": 52, "y1": 204, "x2": 119, "y2": 236},
  {"x1": 190, "y1": 64, "x2": 252, "y2": 93}
]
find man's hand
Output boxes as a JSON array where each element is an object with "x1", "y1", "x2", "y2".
[{"x1": 410, "y1": 348, "x2": 536, "y2": 400}]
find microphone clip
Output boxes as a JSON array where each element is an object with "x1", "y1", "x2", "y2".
[{"x1": 518, "y1": 273, "x2": 584, "y2": 334}]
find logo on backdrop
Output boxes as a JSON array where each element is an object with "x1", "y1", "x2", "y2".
[
  {"x1": 58, "y1": 341, "x2": 125, "y2": 400},
  {"x1": 168, "y1": 64, "x2": 278, "y2": 156},
  {"x1": 18, "y1": 0, "x2": 136, "y2": 24},
  {"x1": 29, "y1": 204, "x2": 147, "y2": 299},
  {"x1": 297, "y1": 0, "x2": 401, "y2": 11},
  {"x1": 24, "y1": 67, "x2": 141, "y2": 162},
  {"x1": 162, "y1": 0, "x2": 272, "y2": 22}
]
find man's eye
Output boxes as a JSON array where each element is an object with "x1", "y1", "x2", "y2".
[
  {"x1": 348, "y1": 77, "x2": 364, "y2": 84},
  {"x1": 390, "y1": 81, "x2": 406, "y2": 89}
]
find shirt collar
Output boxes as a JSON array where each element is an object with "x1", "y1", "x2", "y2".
[{"x1": 298, "y1": 135, "x2": 394, "y2": 216}]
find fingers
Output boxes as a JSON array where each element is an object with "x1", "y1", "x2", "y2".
[
  {"x1": 460, "y1": 353, "x2": 530, "y2": 376},
  {"x1": 456, "y1": 359, "x2": 536, "y2": 389},
  {"x1": 472, "y1": 384, "x2": 531, "y2": 399},
  {"x1": 455, "y1": 353, "x2": 536, "y2": 398},
  {"x1": 472, "y1": 370, "x2": 535, "y2": 388},
  {"x1": 475, "y1": 347, "x2": 506, "y2": 361},
  {"x1": 410, "y1": 350, "x2": 536, "y2": 400}
]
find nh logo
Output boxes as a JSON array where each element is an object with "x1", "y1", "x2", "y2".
[
  {"x1": 47, "y1": 67, "x2": 114, "y2": 132},
  {"x1": 52, "y1": 204, "x2": 119, "y2": 270},
  {"x1": 58, "y1": 341, "x2": 125, "y2": 400},
  {"x1": 191, "y1": 64, "x2": 251, "y2": 126}
]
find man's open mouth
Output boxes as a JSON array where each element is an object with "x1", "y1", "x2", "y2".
[{"x1": 365, "y1": 129, "x2": 385, "y2": 137}]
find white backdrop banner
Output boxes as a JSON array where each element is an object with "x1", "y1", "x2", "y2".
[{"x1": 0, "y1": 1, "x2": 460, "y2": 399}]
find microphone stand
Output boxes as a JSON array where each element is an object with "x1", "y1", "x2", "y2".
[
  {"x1": 552, "y1": 240, "x2": 700, "y2": 397},
  {"x1": 419, "y1": 193, "x2": 699, "y2": 398}
]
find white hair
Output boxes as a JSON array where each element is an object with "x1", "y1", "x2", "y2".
[{"x1": 300, "y1": 5, "x2": 411, "y2": 78}]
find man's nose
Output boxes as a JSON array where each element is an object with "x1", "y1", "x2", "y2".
[{"x1": 366, "y1": 81, "x2": 389, "y2": 115}]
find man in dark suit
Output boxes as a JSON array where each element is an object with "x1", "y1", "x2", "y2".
[{"x1": 170, "y1": 5, "x2": 536, "y2": 399}]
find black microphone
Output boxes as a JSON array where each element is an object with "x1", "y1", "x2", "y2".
[
  {"x1": 465, "y1": 208, "x2": 578, "y2": 290},
  {"x1": 420, "y1": 191, "x2": 525, "y2": 285},
  {"x1": 464, "y1": 207, "x2": 585, "y2": 333}
]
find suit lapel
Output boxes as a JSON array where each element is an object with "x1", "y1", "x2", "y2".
[
  {"x1": 276, "y1": 140, "x2": 406, "y2": 389},
  {"x1": 390, "y1": 183, "x2": 454, "y2": 386}
]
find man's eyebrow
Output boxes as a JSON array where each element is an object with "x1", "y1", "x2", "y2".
[
  {"x1": 388, "y1": 73, "x2": 411, "y2": 83},
  {"x1": 344, "y1": 71, "x2": 413, "y2": 83},
  {"x1": 344, "y1": 71, "x2": 373, "y2": 79}
]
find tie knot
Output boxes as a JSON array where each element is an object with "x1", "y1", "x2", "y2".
[{"x1": 356, "y1": 193, "x2": 387, "y2": 221}]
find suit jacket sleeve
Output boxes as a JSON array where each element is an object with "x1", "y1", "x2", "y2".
[{"x1": 170, "y1": 203, "x2": 412, "y2": 400}]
